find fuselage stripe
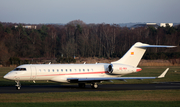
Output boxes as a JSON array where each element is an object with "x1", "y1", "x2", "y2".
[{"x1": 15, "y1": 71, "x2": 109, "y2": 78}]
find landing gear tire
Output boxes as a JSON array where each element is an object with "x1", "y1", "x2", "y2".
[
  {"x1": 78, "y1": 83, "x2": 86, "y2": 88},
  {"x1": 91, "y1": 83, "x2": 98, "y2": 89},
  {"x1": 15, "y1": 81, "x2": 21, "y2": 90},
  {"x1": 16, "y1": 86, "x2": 21, "y2": 90}
]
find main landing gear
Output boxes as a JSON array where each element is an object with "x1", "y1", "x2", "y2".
[
  {"x1": 15, "y1": 81, "x2": 21, "y2": 90},
  {"x1": 91, "y1": 83, "x2": 98, "y2": 89},
  {"x1": 78, "y1": 83, "x2": 98, "y2": 89}
]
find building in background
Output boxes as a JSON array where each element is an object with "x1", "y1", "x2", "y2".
[
  {"x1": 130, "y1": 23, "x2": 159, "y2": 29},
  {"x1": 15, "y1": 25, "x2": 37, "y2": 29},
  {"x1": 160, "y1": 23, "x2": 173, "y2": 27}
]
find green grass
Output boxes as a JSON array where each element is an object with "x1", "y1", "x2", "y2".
[
  {"x1": 0, "y1": 66, "x2": 180, "y2": 86},
  {"x1": 0, "y1": 90, "x2": 180, "y2": 102},
  {"x1": 0, "y1": 101, "x2": 180, "y2": 107}
]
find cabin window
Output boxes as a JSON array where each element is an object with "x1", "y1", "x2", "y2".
[
  {"x1": 79, "y1": 69, "x2": 81, "y2": 72},
  {"x1": 70, "y1": 69, "x2": 72, "y2": 72},
  {"x1": 91, "y1": 69, "x2": 93, "y2": 71},
  {"x1": 52, "y1": 69, "x2": 54, "y2": 72},
  {"x1": 57, "y1": 69, "x2": 59, "y2": 72},
  {"x1": 13, "y1": 68, "x2": 26, "y2": 71},
  {"x1": 66, "y1": 69, "x2": 68, "y2": 72},
  {"x1": 48, "y1": 69, "x2": 50, "y2": 72},
  {"x1": 61, "y1": 69, "x2": 63, "y2": 72},
  {"x1": 44, "y1": 69, "x2": 46, "y2": 72},
  {"x1": 39, "y1": 69, "x2": 41, "y2": 72},
  {"x1": 74, "y1": 69, "x2": 76, "y2": 72},
  {"x1": 83, "y1": 69, "x2": 85, "y2": 72},
  {"x1": 87, "y1": 69, "x2": 89, "y2": 72}
]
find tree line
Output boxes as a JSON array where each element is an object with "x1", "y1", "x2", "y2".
[{"x1": 0, "y1": 20, "x2": 180, "y2": 66}]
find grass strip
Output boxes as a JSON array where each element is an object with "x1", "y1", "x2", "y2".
[
  {"x1": 0, "y1": 101, "x2": 180, "y2": 107},
  {"x1": 0, "y1": 90, "x2": 180, "y2": 102}
]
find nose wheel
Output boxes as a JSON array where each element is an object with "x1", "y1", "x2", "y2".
[{"x1": 15, "y1": 81, "x2": 21, "y2": 90}]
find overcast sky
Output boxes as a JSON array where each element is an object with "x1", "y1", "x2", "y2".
[{"x1": 0, "y1": 0, "x2": 180, "y2": 24}]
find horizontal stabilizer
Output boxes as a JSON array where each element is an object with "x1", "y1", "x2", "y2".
[
  {"x1": 136, "y1": 45, "x2": 176, "y2": 48},
  {"x1": 111, "y1": 42, "x2": 176, "y2": 67}
]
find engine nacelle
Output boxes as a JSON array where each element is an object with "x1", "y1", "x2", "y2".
[{"x1": 108, "y1": 64, "x2": 141, "y2": 75}]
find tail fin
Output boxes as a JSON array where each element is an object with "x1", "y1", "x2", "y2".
[{"x1": 111, "y1": 42, "x2": 176, "y2": 67}]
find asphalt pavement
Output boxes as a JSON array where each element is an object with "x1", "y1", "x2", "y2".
[{"x1": 0, "y1": 82, "x2": 180, "y2": 93}]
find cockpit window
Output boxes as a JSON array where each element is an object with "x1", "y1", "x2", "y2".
[{"x1": 14, "y1": 68, "x2": 26, "y2": 71}]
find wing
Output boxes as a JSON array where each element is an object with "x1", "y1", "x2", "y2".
[{"x1": 67, "y1": 68, "x2": 169, "y2": 83}]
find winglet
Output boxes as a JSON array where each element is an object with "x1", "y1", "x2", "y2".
[{"x1": 158, "y1": 68, "x2": 169, "y2": 78}]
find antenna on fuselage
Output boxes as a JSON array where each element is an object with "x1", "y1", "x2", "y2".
[
  {"x1": 84, "y1": 62, "x2": 86, "y2": 64},
  {"x1": 49, "y1": 62, "x2": 51, "y2": 65}
]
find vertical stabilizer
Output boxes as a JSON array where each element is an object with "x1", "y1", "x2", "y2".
[{"x1": 111, "y1": 42, "x2": 176, "y2": 67}]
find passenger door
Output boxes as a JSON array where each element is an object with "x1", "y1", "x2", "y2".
[{"x1": 30, "y1": 66, "x2": 36, "y2": 80}]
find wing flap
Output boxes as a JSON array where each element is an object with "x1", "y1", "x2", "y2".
[
  {"x1": 67, "y1": 77, "x2": 156, "y2": 82},
  {"x1": 67, "y1": 77, "x2": 157, "y2": 82}
]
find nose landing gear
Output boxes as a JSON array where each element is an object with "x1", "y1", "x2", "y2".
[{"x1": 15, "y1": 81, "x2": 21, "y2": 90}]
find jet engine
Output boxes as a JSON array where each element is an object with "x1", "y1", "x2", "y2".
[{"x1": 108, "y1": 64, "x2": 141, "y2": 75}]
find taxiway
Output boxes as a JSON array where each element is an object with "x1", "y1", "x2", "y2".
[{"x1": 0, "y1": 82, "x2": 180, "y2": 93}]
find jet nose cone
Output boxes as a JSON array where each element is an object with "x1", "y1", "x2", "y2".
[
  {"x1": 4, "y1": 75, "x2": 8, "y2": 79},
  {"x1": 4, "y1": 74, "x2": 10, "y2": 79}
]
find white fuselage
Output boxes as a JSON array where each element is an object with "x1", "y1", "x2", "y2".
[{"x1": 4, "y1": 63, "x2": 139, "y2": 83}]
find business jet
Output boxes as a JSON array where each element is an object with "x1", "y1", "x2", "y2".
[{"x1": 4, "y1": 42, "x2": 176, "y2": 90}]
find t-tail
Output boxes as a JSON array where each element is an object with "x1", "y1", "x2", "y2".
[{"x1": 111, "y1": 42, "x2": 176, "y2": 67}]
